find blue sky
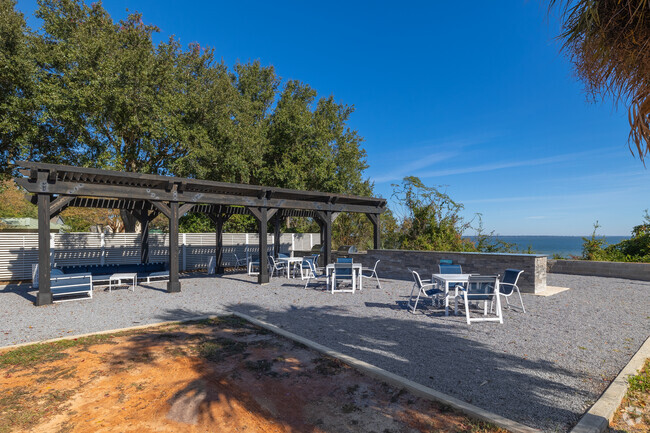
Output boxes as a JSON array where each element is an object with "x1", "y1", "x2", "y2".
[{"x1": 16, "y1": 0, "x2": 650, "y2": 235}]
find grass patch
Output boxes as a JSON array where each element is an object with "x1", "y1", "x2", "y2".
[
  {"x1": 196, "y1": 337, "x2": 247, "y2": 362},
  {"x1": 0, "y1": 386, "x2": 75, "y2": 433},
  {"x1": 0, "y1": 334, "x2": 116, "y2": 368},
  {"x1": 628, "y1": 359, "x2": 650, "y2": 394}
]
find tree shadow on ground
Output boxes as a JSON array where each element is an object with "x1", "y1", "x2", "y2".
[
  {"x1": 154, "y1": 305, "x2": 587, "y2": 432},
  {"x1": 106, "y1": 316, "x2": 446, "y2": 433}
]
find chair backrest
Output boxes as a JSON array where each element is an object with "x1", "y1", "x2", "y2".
[
  {"x1": 334, "y1": 262, "x2": 353, "y2": 279},
  {"x1": 466, "y1": 275, "x2": 499, "y2": 299},
  {"x1": 337, "y1": 257, "x2": 353, "y2": 263},
  {"x1": 439, "y1": 259, "x2": 453, "y2": 265},
  {"x1": 371, "y1": 259, "x2": 380, "y2": 271},
  {"x1": 305, "y1": 259, "x2": 318, "y2": 276},
  {"x1": 410, "y1": 269, "x2": 424, "y2": 289},
  {"x1": 500, "y1": 269, "x2": 523, "y2": 295},
  {"x1": 268, "y1": 255, "x2": 276, "y2": 267},
  {"x1": 302, "y1": 256, "x2": 315, "y2": 269},
  {"x1": 439, "y1": 264, "x2": 462, "y2": 274}
]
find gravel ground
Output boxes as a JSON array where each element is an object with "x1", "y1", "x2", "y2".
[{"x1": 1, "y1": 272, "x2": 649, "y2": 432}]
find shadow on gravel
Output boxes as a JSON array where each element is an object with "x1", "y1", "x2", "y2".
[
  {"x1": 0, "y1": 283, "x2": 36, "y2": 303},
  {"x1": 155, "y1": 304, "x2": 586, "y2": 432}
]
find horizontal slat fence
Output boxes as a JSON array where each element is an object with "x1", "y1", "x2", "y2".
[{"x1": 0, "y1": 232, "x2": 318, "y2": 281}]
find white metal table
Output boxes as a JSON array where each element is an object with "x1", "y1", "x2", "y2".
[
  {"x1": 432, "y1": 273, "x2": 472, "y2": 316},
  {"x1": 326, "y1": 263, "x2": 363, "y2": 291},
  {"x1": 276, "y1": 257, "x2": 304, "y2": 278},
  {"x1": 108, "y1": 273, "x2": 137, "y2": 292}
]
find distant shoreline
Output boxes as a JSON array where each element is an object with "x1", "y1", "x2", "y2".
[{"x1": 467, "y1": 235, "x2": 630, "y2": 257}]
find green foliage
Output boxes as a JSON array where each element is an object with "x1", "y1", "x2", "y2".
[
  {"x1": 1, "y1": 0, "x2": 373, "y2": 231},
  {"x1": 390, "y1": 176, "x2": 475, "y2": 252},
  {"x1": 581, "y1": 213, "x2": 650, "y2": 262},
  {"x1": 582, "y1": 222, "x2": 608, "y2": 260},
  {"x1": 473, "y1": 215, "x2": 517, "y2": 253}
]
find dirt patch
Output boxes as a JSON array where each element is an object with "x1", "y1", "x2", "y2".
[{"x1": 0, "y1": 316, "x2": 506, "y2": 433}]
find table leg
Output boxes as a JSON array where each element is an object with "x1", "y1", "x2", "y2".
[{"x1": 445, "y1": 282, "x2": 449, "y2": 316}]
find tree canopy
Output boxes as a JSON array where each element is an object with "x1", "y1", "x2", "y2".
[
  {"x1": 551, "y1": 0, "x2": 650, "y2": 162},
  {"x1": 0, "y1": 0, "x2": 373, "y2": 234}
]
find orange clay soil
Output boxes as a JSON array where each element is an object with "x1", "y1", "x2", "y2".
[{"x1": 0, "y1": 317, "x2": 505, "y2": 433}]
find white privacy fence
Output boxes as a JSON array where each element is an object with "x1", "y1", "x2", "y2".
[{"x1": 0, "y1": 232, "x2": 319, "y2": 281}]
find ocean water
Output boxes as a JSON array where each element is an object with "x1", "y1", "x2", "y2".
[{"x1": 468, "y1": 235, "x2": 629, "y2": 257}]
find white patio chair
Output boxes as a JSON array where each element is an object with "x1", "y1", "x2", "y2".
[
  {"x1": 303, "y1": 260, "x2": 328, "y2": 289},
  {"x1": 268, "y1": 255, "x2": 286, "y2": 278},
  {"x1": 331, "y1": 262, "x2": 355, "y2": 293},
  {"x1": 407, "y1": 269, "x2": 443, "y2": 313},
  {"x1": 456, "y1": 275, "x2": 503, "y2": 324},
  {"x1": 495, "y1": 269, "x2": 526, "y2": 313},
  {"x1": 361, "y1": 260, "x2": 381, "y2": 289}
]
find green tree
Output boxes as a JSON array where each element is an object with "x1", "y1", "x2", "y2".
[
  {"x1": 390, "y1": 176, "x2": 475, "y2": 251},
  {"x1": 0, "y1": 0, "x2": 39, "y2": 180},
  {"x1": 581, "y1": 221, "x2": 607, "y2": 260},
  {"x1": 550, "y1": 1, "x2": 650, "y2": 161}
]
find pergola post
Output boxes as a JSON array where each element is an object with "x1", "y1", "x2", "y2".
[
  {"x1": 316, "y1": 211, "x2": 333, "y2": 265},
  {"x1": 273, "y1": 214, "x2": 281, "y2": 258},
  {"x1": 137, "y1": 211, "x2": 150, "y2": 264},
  {"x1": 249, "y1": 206, "x2": 278, "y2": 284},
  {"x1": 36, "y1": 172, "x2": 53, "y2": 306},
  {"x1": 366, "y1": 213, "x2": 381, "y2": 250},
  {"x1": 210, "y1": 213, "x2": 229, "y2": 274},
  {"x1": 167, "y1": 201, "x2": 181, "y2": 292}
]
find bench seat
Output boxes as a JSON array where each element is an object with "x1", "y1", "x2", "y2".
[{"x1": 51, "y1": 273, "x2": 93, "y2": 302}]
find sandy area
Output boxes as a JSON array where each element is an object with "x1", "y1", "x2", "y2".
[{"x1": 0, "y1": 317, "x2": 503, "y2": 433}]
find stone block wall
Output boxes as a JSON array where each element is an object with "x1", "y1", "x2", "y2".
[
  {"x1": 548, "y1": 259, "x2": 650, "y2": 281},
  {"x1": 347, "y1": 249, "x2": 547, "y2": 293}
]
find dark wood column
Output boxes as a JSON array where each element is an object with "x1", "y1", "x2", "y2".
[
  {"x1": 167, "y1": 201, "x2": 180, "y2": 292},
  {"x1": 366, "y1": 213, "x2": 381, "y2": 250},
  {"x1": 36, "y1": 178, "x2": 53, "y2": 306},
  {"x1": 316, "y1": 211, "x2": 333, "y2": 265},
  {"x1": 151, "y1": 200, "x2": 181, "y2": 293},
  {"x1": 208, "y1": 212, "x2": 230, "y2": 274},
  {"x1": 273, "y1": 214, "x2": 281, "y2": 258},
  {"x1": 137, "y1": 211, "x2": 150, "y2": 264},
  {"x1": 248, "y1": 207, "x2": 277, "y2": 284}
]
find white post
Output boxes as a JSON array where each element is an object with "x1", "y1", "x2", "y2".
[
  {"x1": 100, "y1": 232, "x2": 106, "y2": 265},
  {"x1": 291, "y1": 233, "x2": 295, "y2": 257},
  {"x1": 182, "y1": 233, "x2": 187, "y2": 271}
]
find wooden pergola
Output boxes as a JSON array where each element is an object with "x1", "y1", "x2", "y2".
[{"x1": 14, "y1": 162, "x2": 386, "y2": 306}]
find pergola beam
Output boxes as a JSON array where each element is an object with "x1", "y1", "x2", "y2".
[{"x1": 15, "y1": 179, "x2": 384, "y2": 214}]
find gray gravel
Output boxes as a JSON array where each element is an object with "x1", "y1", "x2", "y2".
[{"x1": 1, "y1": 272, "x2": 649, "y2": 432}]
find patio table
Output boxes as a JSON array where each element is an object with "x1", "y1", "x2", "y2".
[
  {"x1": 432, "y1": 273, "x2": 472, "y2": 316},
  {"x1": 326, "y1": 263, "x2": 363, "y2": 290},
  {"x1": 276, "y1": 257, "x2": 304, "y2": 278}
]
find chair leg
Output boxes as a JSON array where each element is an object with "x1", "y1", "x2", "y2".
[
  {"x1": 495, "y1": 292, "x2": 503, "y2": 323},
  {"x1": 516, "y1": 288, "x2": 526, "y2": 313},
  {"x1": 374, "y1": 272, "x2": 382, "y2": 289},
  {"x1": 464, "y1": 294, "x2": 471, "y2": 324}
]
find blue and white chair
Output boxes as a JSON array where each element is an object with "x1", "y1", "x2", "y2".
[
  {"x1": 408, "y1": 269, "x2": 444, "y2": 313},
  {"x1": 497, "y1": 269, "x2": 526, "y2": 313},
  {"x1": 456, "y1": 275, "x2": 503, "y2": 324}
]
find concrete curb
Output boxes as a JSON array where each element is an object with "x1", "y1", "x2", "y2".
[
  {"x1": 569, "y1": 335, "x2": 650, "y2": 433},
  {"x1": 231, "y1": 311, "x2": 541, "y2": 433}
]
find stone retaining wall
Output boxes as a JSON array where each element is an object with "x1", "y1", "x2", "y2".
[
  {"x1": 345, "y1": 249, "x2": 547, "y2": 293},
  {"x1": 548, "y1": 259, "x2": 650, "y2": 281}
]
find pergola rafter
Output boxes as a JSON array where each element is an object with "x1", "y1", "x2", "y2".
[{"x1": 15, "y1": 162, "x2": 385, "y2": 306}]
